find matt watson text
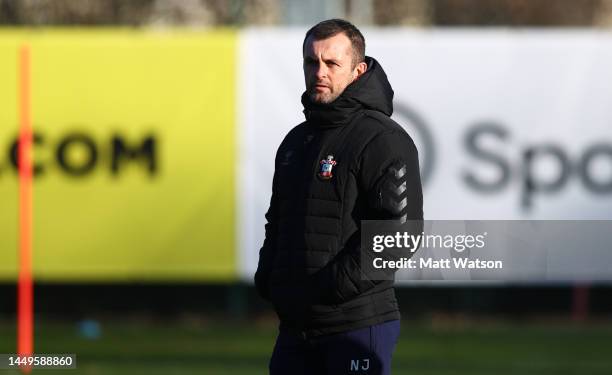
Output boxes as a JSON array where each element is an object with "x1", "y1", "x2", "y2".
[{"x1": 373, "y1": 257, "x2": 503, "y2": 270}]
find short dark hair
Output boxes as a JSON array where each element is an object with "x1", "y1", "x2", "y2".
[{"x1": 303, "y1": 19, "x2": 366, "y2": 69}]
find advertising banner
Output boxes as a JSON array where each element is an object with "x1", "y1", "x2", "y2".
[
  {"x1": 0, "y1": 30, "x2": 237, "y2": 281},
  {"x1": 2, "y1": 29, "x2": 611, "y2": 283},
  {"x1": 238, "y1": 29, "x2": 612, "y2": 282}
]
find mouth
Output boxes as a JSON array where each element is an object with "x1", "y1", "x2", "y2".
[{"x1": 314, "y1": 83, "x2": 329, "y2": 92}]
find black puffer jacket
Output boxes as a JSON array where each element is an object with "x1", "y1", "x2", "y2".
[{"x1": 255, "y1": 56, "x2": 423, "y2": 337}]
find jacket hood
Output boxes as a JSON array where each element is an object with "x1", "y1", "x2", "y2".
[{"x1": 302, "y1": 56, "x2": 394, "y2": 128}]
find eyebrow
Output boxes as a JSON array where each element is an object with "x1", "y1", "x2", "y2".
[{"x1": 303, "y1": 56, "x2": 341, "y2": 65}]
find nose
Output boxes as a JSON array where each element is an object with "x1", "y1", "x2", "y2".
[{"x1": 315, "y1": 61, "x2": 328, "y2": 80}]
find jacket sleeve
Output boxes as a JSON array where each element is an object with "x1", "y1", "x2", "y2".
[
  {"x1": 254, "y1": 169, "x2": 279, "y2": 301},
  {"x1": 307, "y1": 130, "x2": 424, "y2": 305}
]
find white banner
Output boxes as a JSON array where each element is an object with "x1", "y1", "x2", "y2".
[{"x1": 238, "y1": 29, "x2": 612, "y2": 281}]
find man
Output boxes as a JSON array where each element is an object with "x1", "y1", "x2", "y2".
[{"x1": 255, "y1": 19, "x2": 423, "y2": 375}]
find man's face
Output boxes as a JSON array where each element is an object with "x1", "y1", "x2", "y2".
[{"x1": 303, "y1": 33, "x2": 362, "y2": 104}]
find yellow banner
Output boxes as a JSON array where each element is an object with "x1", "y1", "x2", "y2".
[{"x1": 0, "y1": 29, "x2": 236, "y2": 281}]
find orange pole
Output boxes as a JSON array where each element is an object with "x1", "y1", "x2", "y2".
[{"x1": 17, "y1": 44, "x2": 33, "y2": 373}]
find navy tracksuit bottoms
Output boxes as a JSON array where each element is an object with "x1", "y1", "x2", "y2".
[{"x1": 269, "y1": 319, "x2": 400, "y2": 375}]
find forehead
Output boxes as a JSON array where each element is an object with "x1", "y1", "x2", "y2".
[{"x1": 304, "y1": 33, "x2": 353, "y2": 59}]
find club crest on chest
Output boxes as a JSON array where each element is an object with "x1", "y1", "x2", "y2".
[{"x1": 318, "y1": 155, "x2": 337, "y2": 180}]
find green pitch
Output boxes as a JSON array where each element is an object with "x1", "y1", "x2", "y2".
[{"x1": 1, "y1": 318, "x2": 611, "y2": 374}]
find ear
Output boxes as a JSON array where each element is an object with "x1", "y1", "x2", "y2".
[{"x1": 352, "y1": 61, "x2": 368, "y2": 80}]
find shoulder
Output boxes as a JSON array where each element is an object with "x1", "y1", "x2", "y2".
[
  {"x1": 279, "y1": 121, "x2": 309, "y2": 147},
  {"x1": 351, "y1": 110, "x2": 416, "y2": 154},
  {"x1": 273, "y1": 121, "x2": 308, "y2": 163},
  {"x1": 355, "y1": 112, "x2": 422, "y2": 191}
]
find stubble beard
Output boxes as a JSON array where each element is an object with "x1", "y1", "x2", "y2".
[
  {"x1": 308, "y1": 77, "x2": 352, "y2": 104},
  {"x1": 309, "y1": 90, "x2": 338, "y2": 104},
  {"x1": 308, "y1": 83, "x2": 346, "y2": 104}
]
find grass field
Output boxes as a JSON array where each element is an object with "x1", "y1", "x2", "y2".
[{"x1": 1, "y1": 318, "x2": 611, "y2": 374}]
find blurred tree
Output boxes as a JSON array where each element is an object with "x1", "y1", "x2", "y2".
[
  {"x1": 147, "y1": 0, "x2": 213, "y2": 27},
  {"x1": 1, "y1": 0, "x2": 612, "y2": 27},
  {"x1": 431, "y1": 0, "x2": 603, "y2": 26},
  {"x1": 595, "y1": 0, "x2": 612, "y2": 26},
  {"x1": 242, "y1": 0, "x2": 281, "y2": 25},
  {"x1": 374, "y1": 0, "x2": 432, "y2": 26},
  {"x1": 0, "y1": 0, "x2": 154, "y2": 25}
]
